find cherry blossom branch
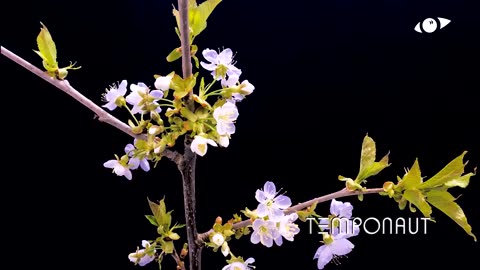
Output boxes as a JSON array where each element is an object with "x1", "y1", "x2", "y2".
[
  {"x1": 0, "y1": 46, "x2": 180, "y2": 162},
  {"x1": 196, "y1": 187, "x2": 384, "y2": 242},
  {"x1": 178, "y1": 0, "x2": 193, "y2": 80}
]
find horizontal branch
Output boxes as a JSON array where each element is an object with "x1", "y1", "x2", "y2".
[
  {"x1": 197, "y1": 187, "x2": 384, "y2": 242},
  {"x1": 1, "y1": 46, "x2": 180, "y2": 162}
]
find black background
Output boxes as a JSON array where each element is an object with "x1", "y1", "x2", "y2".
[{"x1": 2, "y1": 0, "x2": 479, "y2": 269}]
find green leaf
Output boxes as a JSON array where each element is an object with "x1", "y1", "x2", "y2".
[
  {"x1": 167, "y1": 47, "x2": 182, "y2": 62},
  {"x1": 419, "y1": 152, "x2": 468, "y2": 189},
  {"x1": 180, "y1": 107, "x2": 198, "y2": 122},
  {"x1": 145, "y1": 215, "x2": 159, "y2": 226},
  {"x1": 148, "y1": 198, "x2": 168, "y2": 227},
  {"x1": 426, "y1": 190, "x2": 476, "y2": 241},
  {"x1": 36, "y1": 22, "x2": 58, "y2": 70},
  {"x1": 445, "y1": 171, "x2": 475, "y2": 188},
  {"x1": 190, "y1": 0, "x2": 222, "y2": 36},
  {"x1": 355, "y1": 135, "x2": 390, "y2": 182},
  {"x1": 402, "y1": 159, "x2": 423, "y2": 189},
  {"x1": 402, "y1": 189, "x2": 432, "y2": 218}
]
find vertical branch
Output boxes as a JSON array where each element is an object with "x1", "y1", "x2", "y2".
[{"x1": 177, "y1": 1, "x2": 201, "y2": 270}]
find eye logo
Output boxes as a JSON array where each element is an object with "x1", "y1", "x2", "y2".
[{"x1": 414, "y1": 17, "x2": 451, "y2": 33}]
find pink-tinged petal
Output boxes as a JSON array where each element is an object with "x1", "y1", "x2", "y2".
[
  {"x1": 140, "y1": 159, "x2": 150, "y2": 172},
  {"x1": 150, "y1": 90, "x2": 164, "y2": 99},
  {"x1": 314, "y1": 245, "x2": 333, "y2": 270},
  {"x1": 330, "y1": 238, "x2": 354, "y2": 256},
  {"x1": 125, "y1": 144, "x2": 135, "y2": 155},
  {"x1": 124, "y1": 168, "x2": 133, "y2": 180},
  {"x1": 255, "y1": 190, "x2": 267, "y2": 203},
  {"x1": 269, "y1": 208, "x2": 285, "y2": 222},
  {"x1": 274, "y1": 195, "x2": 292, "y2": 209},
  {"x1": 256, "y1": 203, "x2": 268, "y2": 218},
  {"x1": 118, "y1": 80, "x2": 128, "y2": 96},
  {"x1": 200, "y1": 61, "x2": 217, "y2": 71},
  {"x1": 102, "y1": 102, "x2": 117, "y2": 111},
  {"x1": 263, "y1": 181, "x2": 277, "y2": 198},
  {"x1": 129, "y1": 157, "x2": 140, "y2": 170},
  {"x1": 250, "y1": 231, "x2": 260, "y2": 244},
  {"x1": 218, "y1": 48, "x2": 233, "y2": 64},
  {"x1": 202, "y1": 49, "x2": 218, "y2": 63},
  {"x1": 103, "y1": 160, "x2": 117, "y2": 168}
]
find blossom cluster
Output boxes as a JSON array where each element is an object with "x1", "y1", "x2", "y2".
[{"x1": 102, "y1": 48, "x2": 255, "y2": 180}]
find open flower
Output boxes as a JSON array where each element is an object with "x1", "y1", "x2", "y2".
[
  {"x1": 128, "y1": 240, "x2": 156, "y2": 267},
  {"x1": 102, "y1": 80, "x2": 127, "y2": 111},
  {"x1": 250, "y1": 219, "x2": 279, "y2": 247},
  {"x1": 218, "y1": 135, "x2": 230, "y2": 147},
  {"x1": 222, "y1": 258, "x2": 255, "y2": 270},
  {"x1": 313, "y1": 233, "x2": 355, "y2": 270},
  {"x1": 213, "y1": 102, "x2": 239, "y2": 135},
  {"x1": 125, "y1": 142, "x2": 150, "y2": 172},
  {"x1": 275, "y1": 213, "x2": 300, "y2": 246},
  {"x1": 191, "y1": 135, "x2": 217, "y2": 156},
  {"x1": 200, "y1": 48, "x2": 241, "y2": 82},
  {"x1": 255, "y1": 181, "x2": 292, "y2": 221},
  {"x1": 328, "y1": 199, "x2": 359, "y2": 237},
  {"x1": 103, "y1": 155, "x2": 132, "y2": 180},
  {"x1": 126, "y1": 82, "x2": 164, "y2": 114}
]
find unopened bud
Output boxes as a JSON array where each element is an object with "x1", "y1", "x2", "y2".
[{"x1": 215, "y1": 216, "x2": 223, "y2": 224}]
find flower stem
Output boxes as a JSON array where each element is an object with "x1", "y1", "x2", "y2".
[{"x1": 124, "y1": 106, "x2": 140, "y2": 125}]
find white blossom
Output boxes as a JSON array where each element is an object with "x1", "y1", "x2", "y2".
[
  {"x1": 125, "y1": 142, "x2": 150, "y2": 172},
  {"x1": 255, "y1": 181, "x2": 292, "y2": 222},
  {"x1": 250, "y1": 219, "x2": 279, "y2": 248},
  {"x1": 313, "y1": 234, "x2": 355, "y2": 270},
  {"x1": 104, "y1": 157, "x2": 132, "y2": 180},
  {"x1": 232, "y1": 80, "x2": 255, "y2": 102},
  {"x1": 126, "y1": 82, "x2": 164, "y2": 114},
  {"x1": 128, "y1": 240, "x2": 156, "y2": 267},
  {"x1": 212, "y1": 233, "x2": 225, "y2": 247},
  {"x1": 200, "y1": 48, "x2": 242, "y2": 82},
  {"x1": 213, "y1": 102, "x2": 239, "y2": 135},
  {"x1": 275, "y1": 213, "x2": 300, "y2": 246},
  {"x1": 102, "y1": 80, "x2": 127, "y2": 111},
  {"x1": 222, "y1": 258, "x2": 255, "y2": 270},
  {"x1": 218, "y1": 135, "x2": 230, "y2": 147},
  {"x1": 191, "y1": 136, "x2": 217, "y2": 156}
]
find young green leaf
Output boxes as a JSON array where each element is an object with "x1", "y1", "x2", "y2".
[
  {"x1": 419, "y1": 152, "x2": 468, "y2": 189},
  {"x1": 355, "y1": 135, "x2": 390, "y2": 183},
  {"x1": 402, "y1": 189, "x2": 432, "y2": 218},
  {"x1": 401, "y1": 159, "x2": 423, "y2": 189},
  {"x1": 145, "y1": 215, "x2": 159, "y2": 226},
  {"x1": 426, "y1": 189, "x2": 476, "y2": 241},
  {"x1": 189, "y1": 0, "x2": 222, "y2": 36},
  {"x1": 35, "y1": 22, "x2": 58, "y2": 72}
]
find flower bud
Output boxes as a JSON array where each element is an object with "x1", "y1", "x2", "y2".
[{"x1": 212, "y1": 233, "x2": 225, "y2": 247}]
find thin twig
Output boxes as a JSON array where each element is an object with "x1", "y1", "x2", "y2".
[
  {"x1": 196, "y1": 187, "x2": 384, "y2": 242},
  {"x1": 1, "y1": 46, "x2": 180, "y2": 162},
  {"x1": 172, "y1": 248, "x2": 186, "y2": 270}
]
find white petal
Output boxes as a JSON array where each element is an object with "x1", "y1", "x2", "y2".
[
  {"x1": 150, "y1": 90, "x2": 164, "y2": 99},
  {"x1": 227, "y1": 66, "x2": 242, "y2": 77},
  {"x1": 102, "y1": 101, "x2": 117, "y2": 111},
  {"x1": 256, "y1": 203, "x2": 268, "y2": 218},
  {"x1": 129, "y1": 157, "x2": 140, "y2": 170},
  {"x1": 330, "y1": 199, "x2": 342, "y2": 216},
  {"x1": 128, "y1": 252, "x2": 137, "y2": 263},
  {"x1": 250, "y1": 231, "x2": 260, "y2": 244},
  {"x1": 261, "y1": 235, "x2": 273, "y2": 247},
  {"x1": 140, "y1": 159, "x2": 150, "y2": 172},
  {"x1": 263, "y1": 181, "x2": 277, "y2": 198},
  {"x1": 202, "y1": 49, "x2": 219, "y2": 63},
  {"x1": 330, "y1": 238, "x2": 354, "y2": 256},
  {"x1": 219, "y1": 136, "x2": 230, "y2": 147},
  {"x1": 241, "y1": 80, "x2": 255, "y2": 94},
  {"x1": 206, "y1": 139, "x2": 218, "y2": 147},
  {"x1": 339, "y1": 202, "x2": 353, "y2": 218},
  {"x1": 252, "y1": 219, "x2": 264, "y2": 230},
  {"x1": 200, "y1": 61, "x2": 217, "y2": 71},
  {"x1": 154, "y1": 76, "x2": 171, "y2": 91},
  {"x1": 105, "y1": 90, "x2": 119, "y2": 101},
  {"x1": 269, "y1": 208, "x2": 285, "y2": 222},
  {"x1": 142, "y1": 240, "x2": 150, "y2": 248},
  {"x1": 103, "y1": 160, "x2": 117, "y2": 169},
  {"x1": 126, "y1": 92, "x2": 142, "y2": 106},
  {"x1": 218, "y1": 48, "x2": 233, "y2": 64},
  {"x1": 255, "y1": 190, "x2": 267, "y2": 203},
  {"x1": 245, "y1": 258, "x2": 255, "y2": 264},
  {"x1": 124, "y1": 168, "x2": 132, "y2": 180},
  {"x1": 138, "y1": 254, "x2": 155, "y2": 266},
  {"x1": 125, "y1": 144, "x2": 135, "y2": 155},
  {"x1": 118, "y1": 80, "x2": 128, "y2": 96},
  {"x1": 274, "y1": 235, "x2": 283, "y2": 246},
  {"x1": 314, "y1": 245, "x2": 333, "y2": 270},
  {"x1": 114, "y1": 164, "x2": 126, "y2": 176},
  {"x1": 274, "y1": 195, "x2": 292, "y2": 209}
]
